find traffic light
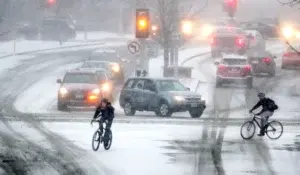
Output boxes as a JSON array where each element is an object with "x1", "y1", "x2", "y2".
[
  {"x1": 48, "y1": 0, "x2": 56, "y2": 5},
  {"x1": 136, "y1": 9, "x2": 150, "y2": 38},
  {"x1": 224, "y1": 0, "x2": 237, "y2": 9}
]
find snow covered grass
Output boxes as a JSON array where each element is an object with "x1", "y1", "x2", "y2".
[
  {"x1": 0, "y1": 31, "x2": 132, "y2": 57},
  {"x1": 75, "y1": 31, "x2": 133, "y2": 41}
]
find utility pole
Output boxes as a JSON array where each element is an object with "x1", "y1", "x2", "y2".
[{"x1": 173, "y1": 0, "x2": 180, "y2": 78}]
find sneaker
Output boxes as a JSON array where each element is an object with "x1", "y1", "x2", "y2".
[{"x1": 257, "y1": 133, "x2": 265, "y2": 136}]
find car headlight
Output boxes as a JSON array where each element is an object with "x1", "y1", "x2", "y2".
[
  {"x1": 92, "y1": 88, "x2": 100, "y2": 94},
  {"x1": 102, "y1": 83, "x2": 110, "y2": 92},
  {"x1": 174, "y1": 96, "x2": 185, "y2": 101},
  {"x1": 112, "y1": 65, "x2": 120, "y2": 72},
  {"x1": 59, "y1": 87, "x2": 68, "y2": 95}
]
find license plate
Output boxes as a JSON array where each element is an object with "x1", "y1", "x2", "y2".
[
  {"x1": 252, "y1": 60, "x2": 258, "y2": 64},
  {"x1": 75, "y1": 94, "x2": 84, "y2": 99},
  {"x1": 229, "y1": 68, "x2": 239, "y2": 72},
  {"x1": 191, "y1": 103, "x2": 198, "y2": 107}
]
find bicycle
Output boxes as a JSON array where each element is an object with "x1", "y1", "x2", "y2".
[
  {"x1": 91, "y1": 118, "x2": 113, "y2": 151},
  {"x1": 240, "y1": 113, "x2": 283, "y2": 140}
]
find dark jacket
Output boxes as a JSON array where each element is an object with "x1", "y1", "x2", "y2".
[
  {"x1": 250, "y1": 98, "x2": 275, "y2": 113},
  {"x1": 93, "y1": 102, "x2": 115, "y2": 120}
]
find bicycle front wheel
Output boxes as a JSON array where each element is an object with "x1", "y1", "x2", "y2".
[
  {"x1": 240, "y1": 121, "x2": 256, "y2": 140},
  {"x1": 92, "y1": 131, "x2": 101, "y2": 151},
  {"x1": 266, "y1": 120, "x2": 283, "y2": 140}
]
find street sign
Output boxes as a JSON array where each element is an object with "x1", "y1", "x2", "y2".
[
  {"x1": 146, "y1": 43, "x2": 158, "y2": 58},
  {"x1": 128, "y1": 41, "x2": 140, "y2": 54}
]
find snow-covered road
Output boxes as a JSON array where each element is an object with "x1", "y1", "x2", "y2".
[{"x1": 1, "y1": 39, "x2": 300, "y2": 174}]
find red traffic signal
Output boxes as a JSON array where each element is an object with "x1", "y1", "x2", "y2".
[
  {"x1": 135, "y1": 9, "x2": 150, "y2": 38},
  {"x1": 225, "y1": 0, "x2": 237, "y2": 8},
  {"x1": 48, "y1": 0, "x2": 56, "y2": 4}
]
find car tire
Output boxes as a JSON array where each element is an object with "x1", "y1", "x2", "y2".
[
  {"x1": 216, "y1": 79, "x2": 222, "y2": 88},
  {"x1": 281, "y1": 64, "x2": 286, "y2": 69},
  {"x1": 124, "y1": 101, "x2": 136, "y2": 116},
  {"x1": 157, "y1": 101, "x2": 172, "y2": 117},
  {"x1": 268, "y1": 68, "x2": 276, "y2": 77},
  {"x1": 57, "y1": 101, "x2": 67, "y2": 111},
  {"x1": 189, "y1": 107, "x2": 204, "y2": 118}
]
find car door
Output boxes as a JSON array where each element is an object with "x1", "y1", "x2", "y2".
[
  {"x1": 131, "y1": 79, "x2": 146, "y2": 109},
  {"x1": 142, "y1": 79, "x2": 157, "y2": 110}
]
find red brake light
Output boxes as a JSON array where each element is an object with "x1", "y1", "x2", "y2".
[
  {"x1": 236, "y1": 37, "x2": 244, "y2": 46},
  {"x1": 262, "y1": 57, "x2": 271, "y2": 63},
  {"x1": 244, "y1": 65, "x2": 251, "y2": 71},
  {"x1": 283, "y1": 52, "x2": 292, "y2": 57}
]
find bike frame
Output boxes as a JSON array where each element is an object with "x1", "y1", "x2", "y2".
[{"x1": 251, "y1": 115, "x2": 263, "y2": 129}]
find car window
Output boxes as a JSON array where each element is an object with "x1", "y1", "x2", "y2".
[
  {"x1": 222, "y1": 59, "x2": 247, "y2": 65},
  {"x1": 124, "y1": 79, "x2": 135, "y2": 89},
  {"x1": 144, "y1": 80, "x2": 156, "y2": 91},
  {"x1": 133, "y1": 80, "x2": 145, "y2": 89},
  {"x1": 63, "y1": 73, "x2": 97, "y2": 84},
  {"x1": 156, "y1": 80, "x2": 186, "y2": 91}
]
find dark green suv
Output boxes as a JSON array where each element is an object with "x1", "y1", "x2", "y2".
[{"x1": 119, "y1": 77, "x2": 206, "y2": 118}]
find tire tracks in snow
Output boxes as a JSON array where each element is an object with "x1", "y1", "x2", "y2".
[{"x1": 0, "y1": 50, "x2": 115, "y2": 174}]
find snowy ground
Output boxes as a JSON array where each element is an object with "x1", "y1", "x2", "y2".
[
  {"x1": 1, "y1": 121, "x2": 299, "y2": 175},
  {"x1": 2, "y1": 39, "x2": 300, "y2": 174}
]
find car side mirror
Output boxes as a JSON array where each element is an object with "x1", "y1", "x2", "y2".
[
  {"x1": 56, "y1": 79, "x2": 62, "y2": 83},
  {"x1": 186, "y1": 87, "x2": 190, "y2": 91},
  {"x1": 214, "y1": 61, "x2": 220, "y2": 66}
]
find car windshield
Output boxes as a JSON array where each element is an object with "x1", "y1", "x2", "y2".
[
  {"x1": 63, "y1": 73, "x2": 97, "y2": 84},
  {"x1": 222, "y1": 59, "x2": 247, "y2": 65},
  {"x1": 81, "y1": 62, "x2": 109, "y2": 69},
  {"x1": 156, "y1": 80, "x2": 186, "y2": 91}
]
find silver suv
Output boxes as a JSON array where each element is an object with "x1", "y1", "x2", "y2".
[{"x1": 119, "y1": 77, "x2": 206, "y2": 118}]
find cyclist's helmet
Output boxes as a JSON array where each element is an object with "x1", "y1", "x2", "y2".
[
  {"x1": 101, "y1": 98, "x2": 109, "y2": 104},
  {"x1": 258, "y1": 92, "x2": 265, "y2": 98}
]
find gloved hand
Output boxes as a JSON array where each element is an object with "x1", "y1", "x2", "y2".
[
  {"x1": 249, "y1": 110, "x2": 252, "y2": 113},
  {"x1": 90, "y1": 119, "x2": 95, "y2": 125}
]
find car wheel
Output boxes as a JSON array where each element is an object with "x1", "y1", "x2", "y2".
[
  {"x1": 124, "y1": 101, "x2": 136, "y2": 116},
  {"x1": 57, "y1": 101, "x2": 67, "y2": 111},
  {"x1": 269, "y1": 68, "x2": 276, "y2": 77},
  {"x1": 281, "y1": 64, "x2": 286, "y2": 69},
  {"x1": 189, "y1": 107, "x2": 204, "y2": 118},
  {"x1": 157, "y1": 102, "x2": 172, "y2": 117},
  {"x1": 216, "y1": 79, "x2": 222, "y2": 88}
]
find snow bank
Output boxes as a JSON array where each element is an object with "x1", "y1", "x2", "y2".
[{"x1": 75, "y1": 31, "x2": 133, "y2": 41}]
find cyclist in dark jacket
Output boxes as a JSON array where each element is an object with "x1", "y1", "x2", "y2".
[
  {"x1": 249, "y1": 92, "x2": 277, "y2": 136},
  {"x1": 91, "y1": 98, "x2": 114, "y2": 134}
]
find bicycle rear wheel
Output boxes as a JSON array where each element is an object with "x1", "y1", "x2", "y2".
[
  {"x1": 103, "y1": 130, "x2": 113, "y2": 150},
  {"x1": 266, "y1": 120, "x2": 283, "y2": 140},
  {"x1": 92, "y1": 131, "x2": 101, "y2": 151},
  {"x1": 240, "y1": 121, "x2": 256, "y2": 140}
]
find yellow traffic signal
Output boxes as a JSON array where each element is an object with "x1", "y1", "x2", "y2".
[
  {"x1": 136, "y1": 9, "x2": 150, "y2": 38},
  {"x1": 138, "y1": 19, "x2": 147, "y2": 30}
]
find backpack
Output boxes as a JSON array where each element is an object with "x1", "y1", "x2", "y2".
[{"x1": 267, "y1": 98, "x2": 278, "y2": 110}]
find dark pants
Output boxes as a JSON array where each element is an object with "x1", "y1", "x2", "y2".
[{"x1": 99, "y1": 118, "x2": 113, "y2": 134}]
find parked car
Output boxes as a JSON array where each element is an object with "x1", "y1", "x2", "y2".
[
  {"x1": 215, "y1": 54, "x2": 253, "y2": 88},
  {"x1": 119, "y1": 77, "x2": 206, "y2": 118}
]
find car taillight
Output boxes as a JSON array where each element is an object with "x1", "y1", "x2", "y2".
[
  {"x1": 211, "y1": 37, "x2": 216, "y2": 45},
  {"x1": 262, "y1": 57, "x2": 271, "y2": 64},
  {"x1": 236, "y1": 37, "x2": 244, "y2": 46},
  {"x1": 283, "y1": 52, "x2": 292, "y2": 57},
  {"x1": 243, "y1": 65, "x2": 251, "y2": 72},
  {"x1": 217, "y1": 65, "x2": 227, "y2": 74}
]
